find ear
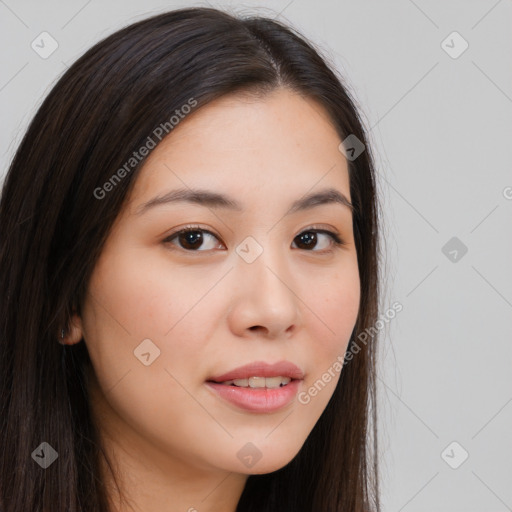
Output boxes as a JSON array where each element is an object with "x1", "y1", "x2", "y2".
[{"x1": 59, "y1": 312, "x2": 84, "y2": 345}]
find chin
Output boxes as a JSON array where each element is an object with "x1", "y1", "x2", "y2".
[{"x1": 239, "y1": 448, "x2": 300, "y2": 475}]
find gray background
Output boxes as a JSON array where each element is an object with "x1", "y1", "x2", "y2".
[{"x1": 1, "y1": 1, "x2": 511, "y2": 510}]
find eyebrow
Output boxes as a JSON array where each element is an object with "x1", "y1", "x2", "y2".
[{"x1": 135, "y1": 186, "x2": 354, "y2": 216}]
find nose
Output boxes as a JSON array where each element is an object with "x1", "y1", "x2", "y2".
[{"x1": 226, "y1": 245, "x2": 301, "y2": 340}]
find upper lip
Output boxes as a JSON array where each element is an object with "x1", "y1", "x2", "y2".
[{"x1": 207, "y1": 360, "x2": 305, "y2": 383}]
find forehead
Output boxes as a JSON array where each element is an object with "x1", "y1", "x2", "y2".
[{"x1": 127, "y1": 88, "x2": 350, "y2": 211}]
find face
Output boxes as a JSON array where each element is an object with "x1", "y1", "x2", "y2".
[{"x1": 73, "y1": 88, "x2": 360, "y2": 477}]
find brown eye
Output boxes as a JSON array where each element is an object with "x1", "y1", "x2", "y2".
[
  {"x1": 292, "y1": 229, "x2": 344, "y2": 252},
  {"x1": 163, "y1": 227, "x2": 223, "y2": 252}
]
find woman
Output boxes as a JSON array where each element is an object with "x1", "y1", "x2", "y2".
[{"x1": 0, "y1": 7, "x2": 382, "y2": 511}]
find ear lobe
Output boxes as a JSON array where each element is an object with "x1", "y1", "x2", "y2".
[{"x1": 59, "y1": 313, "x2": 84, "y2": 345}]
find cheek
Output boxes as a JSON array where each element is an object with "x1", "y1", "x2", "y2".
[
  {"x1": 80, "y1": 251, "x2": 227, "y2": 458},
  {"x1": 305, "y1": 263, "x2": 360, "y2": 354},
  {"x1": 295, "y1": 263, "x2": 360, "y2": 403},
  {"x1": 85, "y1": 247, "x2": 214, "y2": 337},
  {"x1": 323, "y1": 278, "x2": 360, "y2": 330},
  {"x1": 81, "y1": 248, "x2": 225, "y2": 387}
]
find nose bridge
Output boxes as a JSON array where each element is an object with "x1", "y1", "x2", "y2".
[
  {"x1": 231, "y1": 231, "x2": 299, "y2": 324},
  {"x1": 224, "y1": 219, "x2": 302, "y2": 339}
]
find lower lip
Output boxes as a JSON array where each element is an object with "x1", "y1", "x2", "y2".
[{"x1": 205, "y1": 380, "x2": 301, "y2": 413}]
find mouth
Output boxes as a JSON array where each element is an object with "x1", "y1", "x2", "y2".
[
  {"x1": 206, "y1": 376, "x2": 295, "y2": 388},
  {"x1": 207, "y1": 360, "x2": 304, "y2": 383},
  {"x1": 205, "y1": 361, "x2": 304, "y2": 413}
]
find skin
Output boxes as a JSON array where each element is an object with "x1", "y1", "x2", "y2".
[{"x1": 65, "y1": 87, "x2": 360, "y2": 512}]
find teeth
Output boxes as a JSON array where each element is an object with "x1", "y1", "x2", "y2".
[
  {"x1": 219, "y1": 376, "x2": 292, "y2": 388},
  {"x1": 245, "y1": 376, "x2": 291, "y2": 388}
]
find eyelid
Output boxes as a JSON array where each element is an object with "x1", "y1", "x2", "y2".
[{"x1": 163, "y1": 224, "x2": 219, "y2": 242}]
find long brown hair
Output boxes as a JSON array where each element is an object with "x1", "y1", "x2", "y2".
[{"x1": 0, "y1": 7, "x2": 381, "y2": 511}]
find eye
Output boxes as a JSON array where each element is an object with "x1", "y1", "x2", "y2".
[
  {"x1": 163, "y1": 225, "x2": 345, "y2": 253},
  {"x1": 291, "y1": 228, "x2": 345, "y2": 253},
  {"x1": 163, "y1": 225, "x2": 223, "y2": 252}
]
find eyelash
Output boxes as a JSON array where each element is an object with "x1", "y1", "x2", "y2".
[{"x1": 162, "y1": 224, "x2": 346, "y2": 254}]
